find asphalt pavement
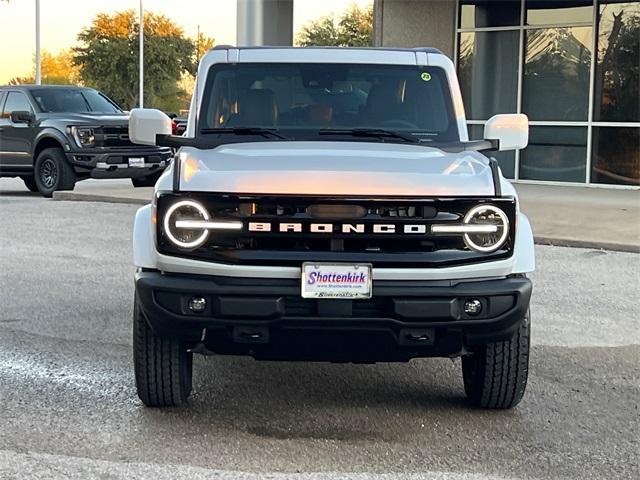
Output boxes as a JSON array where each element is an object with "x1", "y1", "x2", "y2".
[{"x1": 0, "y1": 194, "x2": 638, "y2": 479}]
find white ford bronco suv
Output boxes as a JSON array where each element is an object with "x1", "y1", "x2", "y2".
[{"x1": 129, "y1": 46, "x2": 534, "y2": 409}]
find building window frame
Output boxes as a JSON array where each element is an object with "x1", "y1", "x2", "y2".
[{"x1": 455, "y1": 0, "x2": 640, "y2": 189}]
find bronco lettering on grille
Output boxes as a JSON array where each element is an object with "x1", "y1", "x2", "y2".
[{"x1": 247, "y1": 222, "x2": 429, "y2": 234}]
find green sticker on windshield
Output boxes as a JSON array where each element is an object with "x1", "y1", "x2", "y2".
[{"x1": 421, "y1": 72, "x2": 431, "y2": 82}]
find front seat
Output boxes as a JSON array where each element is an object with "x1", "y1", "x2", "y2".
[
  {"x1": 236, "y1": 89, "x2": 279, "y2": 126},
  {"x1": 362, "y1": 83, "x2": 405, "y2": 126}
]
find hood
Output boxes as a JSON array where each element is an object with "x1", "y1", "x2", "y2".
[
  {"x1": 176, "y1": 141, "x2": 496, "y2": 197},
  {"x1": 42, "y1": 112, "x2": 129, "y2": 127}
]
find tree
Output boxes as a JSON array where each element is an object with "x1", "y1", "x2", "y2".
[
  {"x1": 297, "y1": 4, "x2": 373, "y2": 47},
  {"x1": 195, "y1": 31, "x2": 215, "y2": 63},
  {"x1": 171, "y1": 32, "x2": 215, "y2": 113},
  {"x1": 595, "y1": 8, "x2": 639, "y2": 122},
  {"x1": 298, "y1": 16, "x2": 340, "y2": 47},
  {"x1": 9, "y1": 50, "x2": 80, "y2": 85},
  {"x1": 73, "y1": 10, "x2": 196, "y2": 110},
  {"x1": 337, "y1": 4, "x2": 373, "y2": 47}
]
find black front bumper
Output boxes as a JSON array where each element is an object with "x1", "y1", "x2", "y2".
[
  {"x1": 66, "y1": 148, "x2": 172, "y2": 178},
  {"x1": 135, "y1": 271, "x2": 532, "y2": 362}
]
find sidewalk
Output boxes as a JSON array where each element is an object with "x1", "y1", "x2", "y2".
[
  {"x1": 515, "y1": 183, "x2": 639, "y2": 252},
  {"x1": 47, "y1": 180, "x2": 640, "y2": 252}
]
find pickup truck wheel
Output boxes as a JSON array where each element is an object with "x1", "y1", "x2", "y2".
[
  {"x1": 34, "y1": 147, "x2": 76, "y2": 198},
  {"x1": 131, "y1": 172, "x2": 162, "y2": 188},
  {"x1": 133, "y1": 295, "x2": 193, "y2": 407},
  {"x1": 462, "y1": 310, "x2": 530, "y2": 409},
  {"x1": 21, "y1": 176, "x2": 39, "y2": 192}
]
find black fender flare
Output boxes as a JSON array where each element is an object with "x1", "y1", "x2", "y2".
[{"x1": 32, "y1": 128, "x2": 71, "y2": 163}]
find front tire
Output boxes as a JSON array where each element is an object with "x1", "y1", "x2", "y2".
[
  {"x1": 133, "y1": 295, "x2": 193, "y2": 407},
  {"x1": 462, "y1": 310, "x2": 530, "y2": 409},
  {"x1": 131, "y1": 172, "x2": 162, "y2": 188},
  {"x1": 34, "y1": 147, "x2": 76, "y2": 197}
]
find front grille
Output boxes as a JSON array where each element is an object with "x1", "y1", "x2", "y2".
[
  {"x1": 95, "y1": 126, "x2": 134, "y2": 147},
  {"x1": 156, "y1": 193, "x2": 517, "y2": 268}
]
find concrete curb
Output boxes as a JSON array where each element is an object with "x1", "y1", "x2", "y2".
[
  {"x1": 534, "y1": 236, "x2": 640, "y2": 254},
  {"x1": 53, "y1": 191, "x2": 149, "y2": 205},
  {"x1": 52, "y1": 192, "x2": 640, "y2": 254}
]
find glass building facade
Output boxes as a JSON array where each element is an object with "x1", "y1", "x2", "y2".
[{"x1": 456, "y1": 0, "x2": 639, "y2": 187}]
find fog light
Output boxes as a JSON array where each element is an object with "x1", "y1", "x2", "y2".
[
  {"x1": 188, "y1": 296, "x2": 207, "y2": 313},
  {"x1": 464, "y1": 299, "x2": 482, "y2": 316}
]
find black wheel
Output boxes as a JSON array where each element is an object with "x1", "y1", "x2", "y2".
[
  {"x1": 131, "y1": 172, "x2": 162, "y2": 188},
  {"x1": 462, "y1": 310, "x2": 530, "y2": 409},
  {"x1": 34, "y1": 147, "x2": 76, "y2": 198},
  {"x1": 21, "y1": 176, "x2": 39, "y2": 192},
  {"x1": 133, "y1": 294, "x2": 193, "y2": 407}
]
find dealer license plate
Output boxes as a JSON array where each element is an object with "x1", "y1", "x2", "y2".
[
  {"x1": 301, "y1": 263, "x2": 372, "y2": 299},
  {"x1": 128, "y1": 157, "x2": 145, "y2": 168}
]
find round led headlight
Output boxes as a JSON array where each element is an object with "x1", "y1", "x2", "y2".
[
  {"x1": 163, "y1": 200, "x2": 210, "y2": 249},
  {"x1": 463, "y1": 205, "x2": 509, "y2": 253}
]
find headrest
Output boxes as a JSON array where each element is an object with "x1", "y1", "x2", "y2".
[{"x1": 239, "y1": 89, "x2": 278, "y2": 125}]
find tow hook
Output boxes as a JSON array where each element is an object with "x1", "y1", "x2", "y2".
[
  {"x1": 233, "y1": 326, "x2": 270, "y2": 344},
  {"x1": 399, "y1": 328, "x2": 435, "y2": 346}
]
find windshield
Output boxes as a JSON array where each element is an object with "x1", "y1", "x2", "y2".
[
  {"x1": 30, "y1": 88, "x2": 122, "y2": 114},
  {"x1": 198, "y1": 63, "x2": 459, "y2": 143}
]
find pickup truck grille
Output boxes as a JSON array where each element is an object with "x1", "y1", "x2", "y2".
[
  {"x1": 94, "y1": 126, "x2": 134, "y2": 147},
  {"x1": 156, "y1": 193, "x2": 517, "y2": 268}
]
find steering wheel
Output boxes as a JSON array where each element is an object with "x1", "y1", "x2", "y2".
[{"x1": 378, "y1": 119, "x2": 420, "y2": 129}]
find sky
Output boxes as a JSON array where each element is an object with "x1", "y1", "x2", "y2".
[{"x1": 0, "y1": 0, "x2": 372, "y2": 84}]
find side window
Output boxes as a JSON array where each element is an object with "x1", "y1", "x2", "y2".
[{"x1": 1, "y1": 92, "x2": 33, "y2": 119}]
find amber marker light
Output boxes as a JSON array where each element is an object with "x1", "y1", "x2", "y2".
[{"x1": 182, "y1": 156, "x2": 199, "y2": 183}]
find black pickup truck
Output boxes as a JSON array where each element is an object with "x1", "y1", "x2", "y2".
[{"x1": 0, "y1": 85, "x2": 171, "y2": 197}]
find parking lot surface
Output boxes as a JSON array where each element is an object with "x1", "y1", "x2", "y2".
[{"x1": 0, "y1": 192, "x2": 638, "y2": 479}]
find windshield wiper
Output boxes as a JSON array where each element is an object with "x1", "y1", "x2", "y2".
[
  {"x1": 318, "y1": 128, "x2": 421, "y2": 144},
  {"x1": 200, "y1": 127, "x2": 289, "y2": 140}
]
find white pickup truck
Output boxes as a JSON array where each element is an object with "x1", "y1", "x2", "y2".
[{"x1": 129, "y1": 46, "x2": 535, "y2": 409}]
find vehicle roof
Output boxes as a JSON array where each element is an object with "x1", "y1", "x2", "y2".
[
  {"x1": 0, "y1": 84, "x2": 92, "y2": 91},
  {"x1": 199, "y1": 45, "x2": 449, "y2": 67},
  {"x1": 210, "y1": 45, "x2": 443, "y2": 54}
]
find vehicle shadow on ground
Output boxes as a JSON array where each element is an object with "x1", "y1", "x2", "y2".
[
  {"x1": 0, "y1": 190, "x2": 40, "y2": 197},
  {"x1": 136, "y1": 355, "x2": 481, "y2": 442}
]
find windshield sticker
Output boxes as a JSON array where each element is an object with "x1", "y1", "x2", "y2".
[{"x1": 421, "y1": 72, "x2": 431, "y2": 82}]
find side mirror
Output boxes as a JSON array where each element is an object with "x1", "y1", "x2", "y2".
[
  {"x1": 10, "y1": 110, "x2": 34, "y2": 125},
  {"x1": 129, "y1": 108, "x2": 172, "y2": 146},
  {"x1": 484, "y1": 114, "x2": 528, "y2": 151}
]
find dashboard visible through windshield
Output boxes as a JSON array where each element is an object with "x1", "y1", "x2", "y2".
[{"x1": 198, "y1": 63, "x2": 459, "y2": 143}]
